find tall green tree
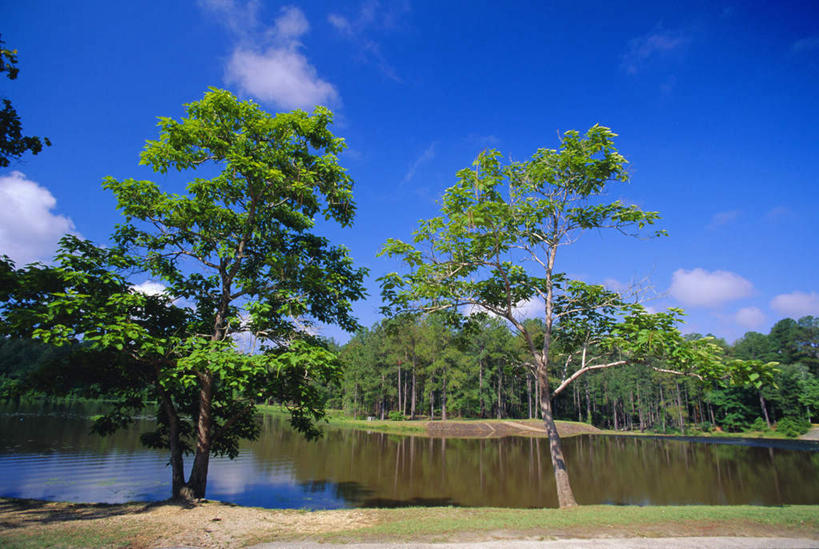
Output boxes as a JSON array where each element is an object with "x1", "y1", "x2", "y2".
[
  {"x1": 380, "y1": 126, "x2": 771, "y2": 507},
  {"x1": 2, "y1": 89, "x2": 366, "y2": 500}
]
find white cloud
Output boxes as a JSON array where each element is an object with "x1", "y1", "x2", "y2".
[
  {"x1": 130, "y1": 280, "x2": 168, "y2": 296},
  {"x1": 770, "y1": 291, "x2": 819, "y2": 318},
  {"x1": 621, "y1": 26, "x2": 690, "y2": 74},
  {"x1": 202, "y1": 2, "x2": 339, "y2": 110},
  {"x1": 328, "y1": 13, "x2": 353, "y2": 35},
  {"x1": 708, "y1": 210, "x2": 739, "y2": 229},
  {"x1": 735, "y1": 306, "x2": 765, "y2": 330},
  {"x1": 226, "y1": 47, "x2": 338, "y2": 110},
  {"x1": 669, "y1": 268, "x2": 753, "y2": 308},
  {"x1": 403, "y1": 143, "x2": 436, "y2": 183},
  {"x1": 0, "y1": 171, "x2": 75, "y2": 265}
]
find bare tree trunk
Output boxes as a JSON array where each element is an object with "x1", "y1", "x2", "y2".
[
  {"x1": 184, "y1": 372, "x2": 214, "y2": 499},
  {"x1": 429, "y1": 386, "x2": 434, "y2": 420},
  {"x1": 675, "y1": 382, "x2": 684, "y2": 431},
  {"x1": 479, "y1": 358, "x2": 485, "y2": 418},
  {"x1": 397, "y1": 364, "x2": 402, "y2": 416},
  {"x1": 759, "y1": 391, "x2": 771, "y2": 429},
  {"x1": 159, "y1": 387, "x2": 186, "y2": 500},
  {"x1": 585, "y1": 380, "x2": 592, "y2": 423},
  {"x1": 538, "y1": 362, "x2": 577, "y2": 508},
  {"x1": 411, "y1": 359, "x2": 417, "y2": 419},
  {"x1": 496, "y1": 368, "x2": 502, "y2": 419},
  {"x1": 659, "y1": 384, "x2": 667, "y2": 433},
  {"x1": 528, "y1": 373, "x2": 533, "y2": 419},
  {"x1": 442, "y1": 369, "x2": 447, "y2": 421}
]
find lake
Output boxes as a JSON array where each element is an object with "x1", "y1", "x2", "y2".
[{"x1": 1, "y1": 400, "x2": 818, "y2": 509}]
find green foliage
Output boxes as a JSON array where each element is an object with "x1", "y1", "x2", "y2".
[
  {"x1": 387, "y1": 410, "x2": 404, "y2": 421},
  {"x1": 0, "y1": 89, "x2": 364, "y2": 498},
  {"x1": 776, "y1": 417, "x2": 810, "y2": 438},
  {"x1": 0, "y1": 34, "x2": 50, "y2": 167}
]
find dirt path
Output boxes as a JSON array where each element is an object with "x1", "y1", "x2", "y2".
[
  {"x1": 256, "y1": 539, "x2": 819, "y2": 549},
  {"x1": 424, "y1": 419, "x2": 600, "y2": 438},
  {"x1": 801, "y1": 427, "x2": 819, "y2": 441}
]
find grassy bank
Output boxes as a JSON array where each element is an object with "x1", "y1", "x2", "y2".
[{"x1": 1, "y1": 498, "x2": 817, "y2": 548}]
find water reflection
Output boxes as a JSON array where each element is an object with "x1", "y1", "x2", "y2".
[{"x1": 1, "y1": 401, "x2": 818, "y2": 509}]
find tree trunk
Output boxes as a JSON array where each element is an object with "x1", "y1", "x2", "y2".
[
  {"x1": 159, "y1": 389, "x2": 186, "y2": 500},
  {"x1": 479, "y1": 358, "x2": 485, "y2": 418},
  {"x1": 411, "y1": 360, "x2": 417, "y2": 420},
  {"x1": 659, "y1": 384, "x2": 667, "y2": 433},
  {"x1": 759, "y1": 391, "x2": 771, "y2": 429},
  {"x1": 397, "y1": 364, "x2": 402, "y2": 416},
  {"x1": 496, "y1": 368, "x2": 502, "y2": 419},
  {"x1": 585, "y1": 380, "x2": 592, "y2": 424},
  {"x1": 538, "y1": 362, "x2": 577, "y2": 508},
  {"x1": 442, "y1": 369, "x2": 448, "y2": 421},
  {"x1": 526, "y1": 371, "x2": 532, "y2": 419},
  {"x1": 429, "y1": 386, "x2": 434, "y2": 420},
  {"x1": 675, "y1": 382, "x2": 684, "y2": 431},
  {"x1": 184, "y1": 372, "x2": 214, "y2": 499}
]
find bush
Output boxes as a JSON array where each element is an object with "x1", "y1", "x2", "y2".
[
  {"x1": 387, "y1": 410, "x2": 405, "y2": 421},
  {"x1": 776, "y1": 417, "x2": 810, "y2": 438},
  {"x1": 749, "y1": 417, "x2": 769, "y2": 432}
]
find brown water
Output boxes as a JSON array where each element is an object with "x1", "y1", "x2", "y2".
[{"x1": 1, "y1": 400, "x2": 818, "y2": 509}]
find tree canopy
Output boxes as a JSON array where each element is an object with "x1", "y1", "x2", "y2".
[
  {"x1": 379, "y1": 126, "x2": 775, "y2": 507},
  {"x1": 1, "y1": 89, "x2": 366, "y2": 500},
  {"x1": 0, "y1": 34, "x2": 50, "y2": 167}
]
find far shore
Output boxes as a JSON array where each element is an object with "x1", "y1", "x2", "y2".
[
  {"x1": 1, "y1": 497, "x2": 818, "y2": 548},
  {"x1": 260, "y1": 405, "x2": 819, "y2": 444}
]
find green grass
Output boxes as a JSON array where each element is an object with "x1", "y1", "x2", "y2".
[{"x1": 322, "y1": 504, "x2": 819, "y2": 542}]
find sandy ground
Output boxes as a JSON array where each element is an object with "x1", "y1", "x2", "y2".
[
  {"x1": 0, "y1": 498, "x2": 377, "y2": 548},
  {"x1": 3, "y1": 498, "x2": 817, "y2": 549},
  {"x1": 801, "y1": 427, "x2": 819, "y2": 441}
]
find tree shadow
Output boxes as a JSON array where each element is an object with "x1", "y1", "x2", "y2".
[{"x1": 0, "y1": 497, "x2": 196, "y2": 529}]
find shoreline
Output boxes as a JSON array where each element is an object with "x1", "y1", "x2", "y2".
[{"x1": 1, "y1": 497, "x2": 818, "y2": 548}]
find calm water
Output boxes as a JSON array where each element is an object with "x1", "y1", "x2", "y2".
[{"x1": 1, "y1": 400, "x2": 818, "y2": 509}]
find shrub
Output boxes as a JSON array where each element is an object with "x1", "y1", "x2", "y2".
[
  {"x1": 387, "y1": 410, "x2": 405, "y2": 421},
  {"x1": 749, "y1": 417, "x2": 769, "y2": 432},
  {"x1": 776, "y1": 417, "x2": 810, "y2": 438}
]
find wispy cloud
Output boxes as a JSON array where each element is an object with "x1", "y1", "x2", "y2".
[
  {"x1": 328, "y1": 0, "x2": 409, "y2": 81},
  {"x1": 765, "y1": 205, "x2": 792, "y2": 222},
  {"x1": 669, "y1": 268, "x2": 753, "y2": 308},
  {"x1": 465, "y1": 133, "x2": 501, "y2": 149},
  {"x1": 792, "y1": 35, "x2": 819, "y2": 55},
  {"x1": 621, "y1": 26, "x2": 690, "y2": 74},
  {"x1": 200, "y1": 1, "x2": 339, "y2": 110},
  {"x1": 403, "y1": 143, "x2": 437, "y2": 184},
  {"x1": 708, "y1": 210, "x2": 740, "y2": 229},
  {"x1": 0, "y1": 171, "x2": 76, "y2": 265}
]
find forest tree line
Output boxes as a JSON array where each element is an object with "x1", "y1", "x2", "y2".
[{"x1": 325, "y1": 314, "x2": 819, "y2": 436}]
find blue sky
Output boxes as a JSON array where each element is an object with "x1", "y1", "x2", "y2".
[{"x1": 2, "y1": 1, "x2": 818, "y2": 343}]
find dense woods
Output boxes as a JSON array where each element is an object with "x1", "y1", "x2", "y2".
[{"x1": 324, "y1": 314, "x2": 818, "y2": 437}]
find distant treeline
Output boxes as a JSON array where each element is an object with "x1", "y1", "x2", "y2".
[
  {"x1": 3, "y1": 315, "x2": 817, "y2": 437},
  {"x1": 326, "y1": 314, "x2": 819, "y2": 436}
]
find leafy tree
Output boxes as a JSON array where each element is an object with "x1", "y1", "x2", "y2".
[
  {"x1": 1, "y1": 90, "x2": 366, "y2": 500},
  {"x1": 380, "y1": 126, "x2": 772, "y2": 507},
  {"x1": 0, "y1": 34, "x2": 50, "y2": 167}
]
